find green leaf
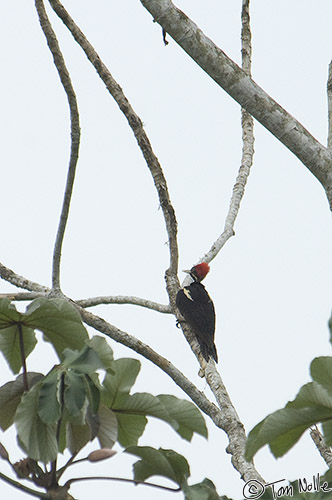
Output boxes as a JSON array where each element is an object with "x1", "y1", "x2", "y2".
[
  {"x1": 66, "y1": 420, "x2": 91, "y2": 455},
  {"x1": 329, "y1": 315, "x2": 332, "y2": 345},
  {"x1": 97, "y1": 405, "x2": 118, "y2": 449},
  {"x1": 183, "y1": 478, "x2": 220, "y2": 500},
  {"x1": 24, "y1": 298, "x2": 88, "y2": 358},
  {"x1": 59, "y1": 404, "x2": 116, "y2": 455},
  {"x1": 322, "y1": 420, "x2": 332, "y2": 446},
  {"x1": 245, "y1": 406, "x2": 332, "y2": 460},
  {"x1": 0, "y1": 299, "x2": 21, "y2": 328},
  {"x1": 126, "y1": 446, "x2": 190, "y2": 486},
  {"x1": 113, "y1": 392, "x2": 168, "y2": 416},
  {"x1": 62, "y1": 345, "x2": 104, "y2": 374},
  {"x1": 103, "y1": 358, "x2": 140, "y2": 404},
  {"x1": 64, "y1": 371, "x2": 87, "y2": 417},
  {"x1": 57, "y1": 405, "x2": 94, "y2": 454},
  {"x1": 84, "y1": 375, "x2": 100, "y2": 415},
  {"x1": 113, "y1": 392, "x2": 207, "y2": 441},
  {"x1": 288, "y1": 382, "x2": 332, "y2": 410},
  {"x1": 37, "y1": 370, "x2": 62, "y2": 424},
  {"x1": 321, "y1": 466, "x2": 332, "y2": 483},
  {"x1": 15, "y1": 384, "x2": 58, "y2": 463},
  {"x1": 0, "y1": 325, "x2": 37, "y2": 374},
  {"x1": 116, "y1": 413, "x2": 147, "y2": 447},
  {"x1": 157, "y1": 395, "x2": 208, "y2": 440},
  {"x1": 0, "y1": 373, "x2": 43, "y2": 430},
  {"x1": 87, "y1": 336, "x2": 114, "y2": 370},
  {"x1": 310, "y1": 357, "x2": 332, "y2": 394},
  {"x1": 85, "y1": 406, "x2": 100, "y2": 439}
]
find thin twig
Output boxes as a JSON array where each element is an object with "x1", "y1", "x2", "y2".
[
  {"x1": 0, "y1": 471, "x2": 48, "y2": 499},
  {"x1": 203, "y1": 0, "x2": 254, "y2": 262},
  {"x1": 0, "y1": 289, "x2": 170, "y2": 315},
  {"x1": 327, "y1": 60, "x2": 332, "y2": 150},
  {"x1": 34, "y1": 0, "x2": 80, "y2": 291},
  {"x1": 56, "y1": 452, "x2": 78, "y2": 481},
  {"x1": 0, "y1": 290, "x2": 171, "y2": 314},
  {"x1": 47, "y1": 0, "x2": 178, "y2": 290},
  {"x1": 0, "y1": 263, "x2": 49, "y2": 293},
  {"x1": 0, "y1": 292, "x2": 47, "y2": 301},
  {"x1": 310, "y1": 425, "x2": 332, "y2": 468},
  {"x1": 76, "y1": 295, "x2": 172, "y2": 313},
  {"x1": 66, "y1": 475, "x2": 181, "y2": 492}
]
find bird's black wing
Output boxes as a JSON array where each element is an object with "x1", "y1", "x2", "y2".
[{"x1": 176, "y1": 282, "x2": 217, "y2": 361}]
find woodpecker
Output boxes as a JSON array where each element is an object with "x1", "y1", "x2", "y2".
[{"x1": 176, "y1": 262, "x2": 218, "y2": 363}]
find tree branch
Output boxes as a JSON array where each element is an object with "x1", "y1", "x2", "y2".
[
  {"x1": 43, "y1": 1, "x2": 263, "y2": 482},
  {"x1": 0, "y1": 292, "x2": 46, "y2": 301},
  {"x1": 310, "y1": 426, "x2": 332, "y2": 468},
  {"x1": 47, "y1": 0, "x2": 179, "y2": 286},
  {"x1": 76, "y1": 303, "x2": 263, "y2": 482},
  {"x1": 76, "y1": 295, "x2": 172, "y2": 313},
  {"x1": 2, "y1": 1, "x2": 264, "y2": 483},
  {"x1": 0, "y1": 263, "x2": 219, "y2": 431},
  {"x1": 34, "y1": 0, "x2": 81, "y2": 291},
  {"x1": 204, "y1": 362, "x2": 262, "y2": 481},
  {"x1": 0, "y1": 263, "x2": 49, "y2": 293},
  {"x1": 203, "y1": 0, "x2": 255, "y2": 262},
  {"x1": 76, "y1": 304, "x2": 220, "y2": 417},
  {"x1": 176, "y1": 1, "x2": 262, "y2": 482},
  {"x1": 44, "y1": 1, "x2": 221, "y2": 404},
  {"x1": 327, "y1": 60, "x2": 332, "y2": 151},
  {"x1": 0, "y1": 471, "x2": 48, "y2": 499},
  {"x1": 65, "y1": 475, "x2": 181, "y2": 492},
  {"x1": 139, "y1": 0, "x2": 332, "y2": 209},
  {"x1": 0, "y1": 259, "x2": 263, "y2": 481},
  {"x1": 0, "y1": 277, "x2": 170, "y2": 314}
]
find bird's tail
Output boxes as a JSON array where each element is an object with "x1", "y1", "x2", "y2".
[{"x1": 200, "y1": 341, "x2": 218, "y2": 364}]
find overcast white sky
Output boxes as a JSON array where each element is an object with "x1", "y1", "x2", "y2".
[{"x1": 1, "y1": 1, "x2": 332, "y2": 499}]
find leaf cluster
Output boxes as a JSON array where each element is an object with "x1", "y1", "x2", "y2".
[
  {"x1": 0, "y1": 298, "x2": 207, "y2": 460},
  {"x1": 0, "y1": 298, "x2": 219, "y2": 499},
  {"x1": 0, "y1": 297, "x2": 88, "y2": 373},
  {"x1": 246, "y1": 356, "x2": 332, "y2": 461}
]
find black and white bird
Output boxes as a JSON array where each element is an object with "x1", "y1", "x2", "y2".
[{"x1": 176, "y1": 262, "x2": 218, "y2": 363}]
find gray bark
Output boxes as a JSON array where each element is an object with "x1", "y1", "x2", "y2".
[{"x1": 140, "y1": 0, "x2": 332, "y2": 209}]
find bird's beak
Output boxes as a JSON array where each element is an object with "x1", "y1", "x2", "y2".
[{"x1": 182, "y1": 269, "x2": 191, "y2": 274}]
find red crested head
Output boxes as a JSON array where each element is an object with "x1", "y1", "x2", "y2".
[{"x1": 187, "y1": 262, "x2": 210, "y2": 282}]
